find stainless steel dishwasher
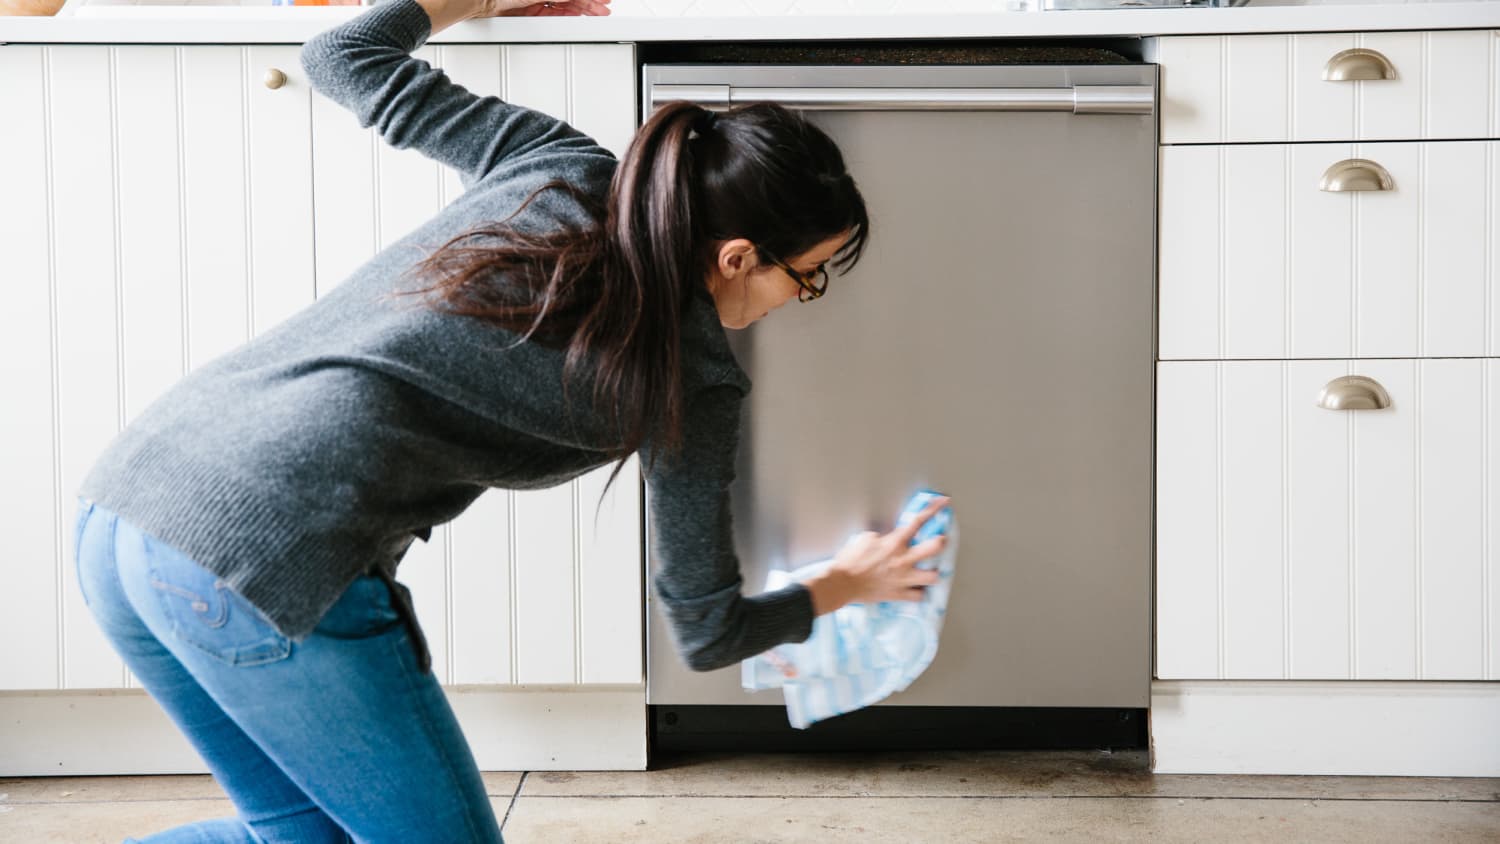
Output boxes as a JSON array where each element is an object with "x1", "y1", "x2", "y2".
[{"x1": 642, "y1": 61, "x2": 1157, "y2": 730}]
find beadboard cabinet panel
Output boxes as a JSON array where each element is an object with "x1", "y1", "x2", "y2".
[
  {"x1": 113, "y1": 47, "x2": 193, "y2": 691},
  {"x1": 116, "y1": 48, "x2": 188, "y2": 426},
  {"x1": 513, "y1": 483, "x2": 580, "y2": 685},
  {"x1": 1221, "y1": 144, "x2": 1288, "y2": 361},
  {"x1": 1220, "y1": 36, "x2": 1289, "y2": 143},
  {"x1": 503, "y1": 44, "x2": 570, "y2": 129},
  {"x1": 447, "y1": 490, "x2": 514, "y2": 686},
  {"x1": 180, "y1": 47, "x2": 253, "y2": 369},
  {"x1": 1156, "y1": 359, "x2": 1497, "y2": 681},
  {"x1": 1284, "y1": 361, "x2": 1354, "y2": 679},
  {"x1": 1418, "y1": 363, "x2": 1488, "y2": 681},
  {"x1": 0, "y1": 46, "x2": 62, "y2": 691},
  {"x1": 1491, "y1": 363, "x2": 1500, "y2": 682},
  {"x1": 1153, "y1": 363, "x2": 1221, "y2": 681},
  {"x1": 567, "y1": 45, "x2": 638, "y2": 164},
  {"x1": 3, "y1": 45, "x2": 321, "y2": 691},
  {"x1": 310, "y1": 76, "x2": 378, "y2": 298},
  {"x1": 1156, "y1": 143, "x2": 1221, "y2": 359},
  {"x1": 577, "y1": 462, "x2": 645, "y2": 685},
  {"x1": 1159, "y1": 141, "x2": 1500, "y2": 361},
  {"x1": 49, "y1": 46, "x2": 131, "y2": 691},
  {"x1": 1, "y1": 43, "x2": 644, "y2": 692},
  {"x1": 1349, "y1": 360, "x2": 1419, "y2": 679},
  {"x1": 1289, "y1": 34, "x2": 1357, "y2": 144},
  {"x1": 1157, "y1": 31, "x2": 1500, "y2": 144},
  {"x1": 247, "y1": 45, "x2": 318, "y2": 336},
  {"x1": 1219, "y1": 363, "x2": 1286, "y2": 679}
]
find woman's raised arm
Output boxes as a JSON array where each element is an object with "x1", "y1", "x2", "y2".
[{"x1": 300, "y1": 0, "x2": 610, "y2": 188}]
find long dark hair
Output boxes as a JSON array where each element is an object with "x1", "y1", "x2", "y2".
[{"x1": 413, "y1": 101, "x2": 869, "y2": 487}]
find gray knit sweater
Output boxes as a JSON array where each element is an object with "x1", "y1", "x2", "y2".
[{"x1": 79, "y1": 0, "x2": 813, "y2": 673}]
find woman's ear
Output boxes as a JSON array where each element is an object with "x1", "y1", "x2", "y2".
[{"x1": 716, "y1": 238, "x2": 758, "y2": 280}]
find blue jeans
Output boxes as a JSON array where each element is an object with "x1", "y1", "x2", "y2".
[{"x1": 73, "y1": 499, "x2": 504, "y2": 843}]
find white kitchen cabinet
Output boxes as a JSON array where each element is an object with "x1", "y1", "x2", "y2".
[
  {"x1": 1153, "y1": 29, "x2": 1500, "y2": 776},
  {"x1": 1155, "y1": 30, "x2": 1500, "y2": 145},
  {"x1": 0, "y1": 45, "x2": 316, "y2": 692},
  {"x1": 0, "y1": 42, "x2": 644, "y2": 700},
  {"x1": 0, "y1": 44, "x2": 67, "y2": 692},
  {"x1": 1156, "y1": 358, "x2": 1500, "y2": 682},
  {"x1": 1159, "y1": 140, "x2": 1500, "y2": 361}
]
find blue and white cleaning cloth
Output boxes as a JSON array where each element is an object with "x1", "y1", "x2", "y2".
[{"x1": 742, "y1": 490, "x2": 957, "y2": 729}]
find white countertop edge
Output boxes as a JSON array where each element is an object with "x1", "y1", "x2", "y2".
[{"x1": 2, "y1": 5, "x2": 1498, "y2": 44}]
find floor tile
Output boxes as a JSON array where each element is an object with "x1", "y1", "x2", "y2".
[
  {"x1": 520, "y1": 750, "x2": 1500, "y2": 802},
  {"x1": 501, "y1": 795, "x2": 1500, "y2": 843},
  {"x1": 0, "y1": 775, "x2": 227, "y2": 803},
  {"x1": 7, "y1": 752, "x2": 1497, "y2": 844},
  {"x1": 0, "y1": 797, "x2": 514, "y2": 843},
  {"x1": 0, "y1": 798, "x2": 239, "y2": 843},
  {"x1": 1148, "y1": 770, "x2": 1500, "y2": 803},
  {"x1": 0, "y1": 771, "x2": 522, "y2": 805},
  {"x1": 481, "y1": 771, "x2": 525, "y2": 796}
]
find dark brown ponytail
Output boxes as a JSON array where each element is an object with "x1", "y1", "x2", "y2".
[{"x1": 411, "y1": 101, "x2": 870, "y2": 489}]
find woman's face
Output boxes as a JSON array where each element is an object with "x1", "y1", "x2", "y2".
[{"x1": 705, "y1": 231, "x2": 852, "y2": 330}]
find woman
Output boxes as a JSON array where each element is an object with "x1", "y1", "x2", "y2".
[{"x1": 72, "y1": 0, "x2": 950, "y2": 840}]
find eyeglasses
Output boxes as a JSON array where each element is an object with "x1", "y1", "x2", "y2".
[{"x1": 760, "y1": 249, "x2": 830, "y2": 303}]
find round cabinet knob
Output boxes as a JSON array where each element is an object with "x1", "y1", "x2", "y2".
[
  {"x1": 1319, "y1": 159, "x2": 1394, "y2": 192},
  {"x1": 1322, "y1": 48, "x2": 1397, "y2": 82},
  {"x1": 264, "y1": 68, "x2": 288, "y2": 90},
  {"x1": 1317, "y1": 375, "x2": 1392, "y2": 411}
]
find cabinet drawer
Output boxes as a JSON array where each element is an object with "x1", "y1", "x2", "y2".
[
  {"x1": 1155, "y1": 359, "x2": 1500, "y2": 681},
  {"x1": 1156, "y1": 31, "x2": 1500, "y2": 145},
  {"x1": 1159, "y1": 140, "x2": 1500, "y2": 361}
]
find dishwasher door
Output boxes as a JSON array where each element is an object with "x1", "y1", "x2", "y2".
[{"x1": 643, "y1": 64, "x2": 1157, "y2": 709}]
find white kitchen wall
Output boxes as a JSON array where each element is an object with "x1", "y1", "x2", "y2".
[{"x1": 65, "y1": 0, "x2": 1028, "y2": 13}]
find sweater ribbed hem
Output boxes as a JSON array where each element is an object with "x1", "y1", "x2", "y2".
[
  {"x1": 757, "y1": 582, "x2": 815, "y2": 644},
  {"x1": 80, "y1": 432, "x2": 385, "y2": 641},
  {"x1": 360, "y1": 0, "x2": 432, "y2": 51},
  {"x1": 683, "y1": 582, "x2": 815, "y2": 672},
  {"x1": 301, "y1": 0, "x2": 432, "y2": 84}
]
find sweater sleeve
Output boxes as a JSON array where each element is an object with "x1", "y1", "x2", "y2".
[
  {"x1": 642, "y1": 384, "x2": 815, "y2": 673},
  {"x1": 301, "y1": 0, "x2": 589, "y2": 188}
]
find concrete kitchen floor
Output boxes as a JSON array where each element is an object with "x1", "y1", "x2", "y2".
[{"x1": 2, "y1": 750, "x2": 1498, "y2": 842}]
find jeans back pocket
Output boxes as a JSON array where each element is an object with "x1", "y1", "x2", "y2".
[
  {"x1": 144, "y1": 535, "x2": 291, "y2": 667},
  {"x1": 73, "y1": 499, "x2": 96, "y2": 608}
]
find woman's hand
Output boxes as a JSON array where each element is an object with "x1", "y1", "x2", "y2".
[
  {"x1": 487, "y1": 0, "x2": 613, "y2": 16},
  {"x1": 805, "y1": 496, "x2": 951, "y2": 614},
  {"x1": 417, "y1": 0, "x2": 610, "y2": 37}
]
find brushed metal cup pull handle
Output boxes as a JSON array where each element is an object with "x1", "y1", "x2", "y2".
[
  {"x1": 264, "y1": 68, "x2": 288, "y2": 90},
  {"x1": 1317, "y1": 375, "x2": 1392, "y2": 411},
  {"x1": 1323, "y1": 48, "x2": 1397, "y2": 82},
  {"x1": 1319, "y1": 159, "x2": 1394, "y2": 192}
]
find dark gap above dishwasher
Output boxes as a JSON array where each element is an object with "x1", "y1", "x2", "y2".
[{"x1": 638, "y1": 38, "x2": 1145, "y2": 66}]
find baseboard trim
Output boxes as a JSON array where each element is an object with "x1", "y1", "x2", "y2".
[
  {"x1": 0, "y1": 686, "x2": 645, "y2": 776},
  {"x1": 1150, "y1": 680, "x2": 1500, "y2": 777}
]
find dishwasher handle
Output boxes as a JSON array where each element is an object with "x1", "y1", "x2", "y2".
[{"x1": 648, "y1": 84, "x2": 1154, "y2": 116}]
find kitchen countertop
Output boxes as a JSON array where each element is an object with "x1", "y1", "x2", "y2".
[{"x1": 1, "y1": 1, "x2": 1498, "y2": 44}]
